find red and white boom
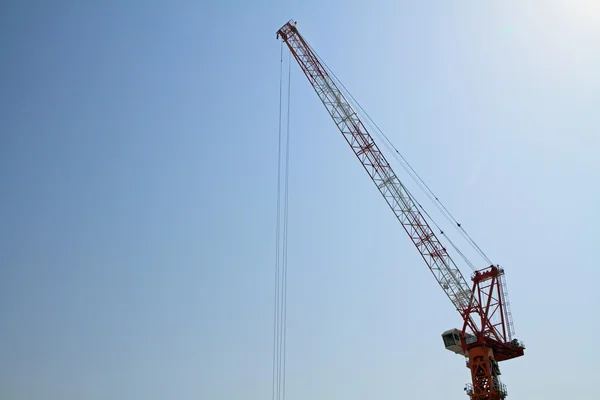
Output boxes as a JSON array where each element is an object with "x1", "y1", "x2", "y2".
[{"x1": 277, "y1": 21, "x2": 524, "y2": 400}]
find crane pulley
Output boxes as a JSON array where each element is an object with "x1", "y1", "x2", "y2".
[{"x1": 276, "y1": 20, "x2": 525, "y2": 400}]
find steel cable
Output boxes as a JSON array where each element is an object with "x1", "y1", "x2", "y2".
[
  {"x1": 305, "y1": 41, "x2": 492, "y2": 270},
  {"x1": 273, "y1": 42, "x2": 291, "y2": 400}
]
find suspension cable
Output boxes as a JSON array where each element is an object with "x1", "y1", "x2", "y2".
[
  {"x1": 281, "y1": 49, "x2": 291, "y2": 400},
  {"x1": 272, "y1": 42, "x2": 283, "y2": 400},
  {"x1": 306, "y1": 41, "x2": 492, "y2": 269}
]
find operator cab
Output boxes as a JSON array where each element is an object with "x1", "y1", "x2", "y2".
[{"x1": 442, "y1": 328, "x2": 467, "y2": 356}]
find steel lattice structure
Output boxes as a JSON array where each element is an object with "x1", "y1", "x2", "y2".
[{"x1": 276, "y1": 21, "x2": 472, "y2": 314}]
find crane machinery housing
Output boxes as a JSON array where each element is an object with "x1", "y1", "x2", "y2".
[{"x1": 276, "y1": 20, "x2": 525, "y2": 400}]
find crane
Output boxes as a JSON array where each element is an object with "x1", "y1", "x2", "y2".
[{"x1": 276, "y1": 20, "x2": 525, "y2": 400}]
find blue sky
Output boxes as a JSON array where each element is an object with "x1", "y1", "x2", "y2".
[{"x1": 1, "y1": 1, "x2": 599, "y2": 399}]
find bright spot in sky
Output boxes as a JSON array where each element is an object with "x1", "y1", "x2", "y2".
[{"x1": 553, "y1": 0, "x2": 600, "y2": 25}]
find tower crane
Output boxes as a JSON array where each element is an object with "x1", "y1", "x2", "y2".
[{"x1": 276, "y1": 20, "x2": 525, "y2": 400}]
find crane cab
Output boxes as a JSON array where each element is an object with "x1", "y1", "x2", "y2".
[{"x1": 442, "y1": 329, "x2": 468, "y2": 356}]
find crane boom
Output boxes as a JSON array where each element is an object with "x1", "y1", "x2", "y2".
[{"x1": 276, "y1": 21, "x2": 473, "y2": 313}]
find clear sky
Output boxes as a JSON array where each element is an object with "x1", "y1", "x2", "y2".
[{"x1": 1, "y1": 1, "x2": 599, "y2": 399}]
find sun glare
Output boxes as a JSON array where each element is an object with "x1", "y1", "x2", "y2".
[{"x1": 554, "y1": 0, "x2": 600, "y2": 25}]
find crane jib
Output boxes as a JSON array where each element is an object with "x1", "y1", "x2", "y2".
[{"x1": 277, "y1": 20, "x2": 477, "y2": 322}]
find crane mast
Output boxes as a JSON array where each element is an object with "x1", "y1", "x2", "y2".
[{"x1": 277, "y1": 20, "x2": 524, "y2": 400}]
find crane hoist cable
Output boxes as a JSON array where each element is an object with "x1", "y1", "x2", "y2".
[{"x1": 272, "y1": 42, "x2": 291, "y2": 400}]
